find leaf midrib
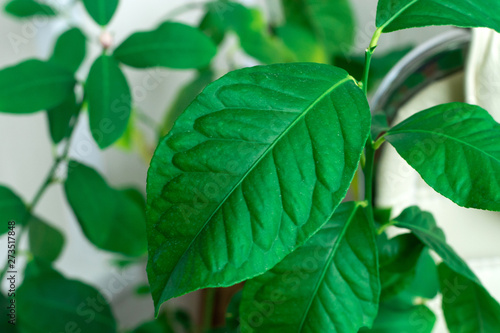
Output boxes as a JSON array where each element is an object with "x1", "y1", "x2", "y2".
[
  {"x1": 387, "y1": 128, "x2": 500, "y2": 165},
  {"x1": 165, "y1": 75, "x2": 353, "y2": 290},
  {"x1": 297, "y1": 203, "x2": 361, "y2": 332}
]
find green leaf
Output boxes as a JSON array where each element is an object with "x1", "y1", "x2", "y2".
[
  {"x1": 4, "y1": 0, "x2": 56, "y2": 18},
  {"x1": 438, "y1": 263, "x2": 500, "y2": 332},
  {"x1": 0, "y1": 59, "x2": 75, "y2": 114},
  {"x1": 161, "y1": 68, "x2": 214, "y2": 136},
  {"x1": 18, "y1": 260, "x2": 117, "y2": 333},
  {"x1": 361, "y1": 303, "x2": 436, "y2": 333},
  {"x1": 114, "y1": 22, "x2": 217, "y2": 69},
  {"x1": 0, "y1": 185, "x2": 28, "y2": 234},
  {"x1": 50, "y1": 27, "x2": 87, "y2": 73},
  {"x1": 226, "y1": 291, "x2": 241, "y2": 330},
  {"x1": 46, "y1": 92, "x2": 79, "y2": 144},
  {"x1": 393, "y1": 206, "x2": 479, "y2": 284},
  {"x1": 86, "y1": 54, "x2": 131, "y2": 149},
  {"x1": 282, "y1": 0, "x2": 356, "y2": 56},
  {"x1": 376, "y1": 0, "x2": 500, "y2": 33},
  {"x1": 82, "y1": 0, "x2": 118, "y2": 26},
  {"x1": 28, "y1": 216, "x2": 65, "y2": 262},
  {"x1": 378, "y1": 233, "x2": 424, "y2": 300},
  {"x1": 64, "y1": 161, "x2": 147, "y2": 256},
  {"x1": 240, "y1": 202, "x2": 379, "y2": 333},
  {"x1": 199, "y1": 4, "x2": 227, "y2": 45},
  {"x1": 400, "y1": 249, "x2": 439, "y2": 300},
  {"x1": 276, "y1": 24, "x2": 328, "y2": 63},
  {"x1": 220, "y1": 3, "x2": 294, "y2": 64},
  {"x1": 146, "y1": 63, "x2": 370, "y2": 313},
  {"x1": 132, "y1": 318, "x2": 173, "y2": 333},
  {"x1": 385, "y1": 103, "x2": 500, "y2": 211}
]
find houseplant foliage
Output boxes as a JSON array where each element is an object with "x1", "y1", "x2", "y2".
[
  {"x1": 145, "y1": 0, "x2": 500, "y2": 332},
  {"x1": 0, "y1": 0, "x2": 499, "y2": 333}
]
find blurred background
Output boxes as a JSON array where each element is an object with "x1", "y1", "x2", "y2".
[{"x1": 0, "y1": 0, "x2": 498, "y2": 332}]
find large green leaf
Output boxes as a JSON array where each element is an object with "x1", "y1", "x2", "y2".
[
  {"x1": 86, "y1": 54, "x2": 131, "y2": 149},
  {"x1": 146, "y1": 63, "x2": 370, "y2": 312},
  {"x1": 282, "y1": 0, "x2": 356, "y2": 56},
  {"x1": 0, "y1": 185, "x2": 28, "y2": 234},
  {"x1": 361, "y1": 303, "x2": 436, "y2": 333},
  {"x1": 376, "y1": 0, "x2": 500, "y2": 33},
  {"x1": 17, "y1": 260, "x2": 117, "y2": 333},
  {"x1": 64, "y1": 161, "x2": 147, "y2": 256},
  {"x1": 4, "y1": 0, "x2": 56, "y2": 18},
  {"x1": 82, "y1": 0, "x2": 118, "y2": 26},
  {"x1": 240, "y1": 202, "x2": 379, "y2": 333},
  {"x1": 0, "y1": 59, "x2": 75, "y2": 113},
  {"x1": 438, "y1": 263, "x2": 500, "y2": 332},
  {"x1": 28, "y1": 216, "x2": 65, "y2": 262},
  {"x1": 114, "y1": 22, "x2": 217, "y2": 69},
  {"x1": 50, "y1": 27, "x2": 87, "y2": 73},
  {"x1": 46, "y1": 92, "x2": 79, "y2": 144},
  {"x1": 386, "y1": 103, "x2": 500, "y2": 211},
  {"x1": 393, "y1": 206, "x2": 479, "y2": 284}
]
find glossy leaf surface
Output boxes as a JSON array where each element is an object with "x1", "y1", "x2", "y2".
[
  {"x1": 28, "y1": 216, "x2": 65, "y2": 262},
  {"x1": 147, "y1": 63, "x2": 371, "y2": 312},
  {"x1": 438, "y1": 264, "x2": 500, "y2": 332},
  {"x1": 0, "y1": 60, "x2": 75, "y2": 113},
  {"x1": 0, "y1": 185, "x2": 28, "y2": 234},
  {"x1": 4, "y1": 0, "x2": 56, "y2": 18},
  {"x1": 393, "y1": 206, "x2": 479, "y2": 284},
  {"x1": 240, "y1": 202, "x2": 380, "y2": 333},
  {"x1": 82, "y1": 0, "x2": 118, "y2": 26},
  {"x1": 386, "y1": 103, "x2": 500, "y2": 211},
  {"x1": 50, "y1": 27, "x2": 87, "y2": 73},
  {"x1": 46, "y1": 92, "x2": 79, "y2": 144},
  {"x1": 64, "y1": 161, "x2": 147, "y2": 256},
  {"x1": 282, "y1": 0, "x2": 356, "y2": 56},
  {"x1": 17, "y1": 260, "x2": 116, "y2": 333},
  {"x1": 86, "y1": 55, "x2": 131, "y2": 149},
  {"x1": 376, "y1": 0, "x2": 500, "y2": 33},
  {"x1": 114, "y1": 22, "x2": 217, "y2": 69}
]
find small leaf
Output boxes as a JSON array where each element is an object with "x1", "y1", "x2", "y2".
[
  {"x1": 0, "y1": 59, "x2": 75, "y2": 114},
  {"x1": 46, "y1": 92, "x2": 79, "y2": 144},
  {"x1": 376, "y1": 0, "x2": 500, "y2": 33},
  {"x1": 240, "y1": 202, "x2": 380, "y2": 333},
  {"x1": 86, "y1": 54, "x2": 131, "y2": 149},
  {"x1": 82, "y1": 0, "x2": 118, "y2": 26},
  {"x1": 28, "y1": 216, "x2": 65, "y2": 262},
  {"x1": 147, "y1": 63, "x2": 371, "y2": 313},
  {"x1": 64, "y1": 161, "x2": 147, "y2": 256},
  {"x1": 199, "y1": 5, "x2": 227, "y2": 45},
  {"x1": 386, "y1": 103, "x2": 500, "y2": 211},
  {"x1": 4, "y1": 0, "x2": 56, "y2": 18},
  {"x1": 393, "y1": 206, "x2": 479, "y2": 284},
  {"x1": 438, "y1": 263, "x2": 500, "y2": 332},
  {"x1": 18, "y1": 260, "x2": 117, "y2": 333},
  {"x1": 0, "y1": 185, "x2": 29, "y2": 234},
  {"x1": 114, "y1": 22, "x2": 217, "y2": 69},
  {"x1": 161, "y1": 68, "x2": 214, "y2": 136},
  {"x1": 281, "y1": 0, "x2": 356, "y2": 56},
  {"x1": 361, "y1": 303, "x2": 436, "y2": 333},
  {"x1": 50, "y1": 27, "x2": 87, "y2": 73}
]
